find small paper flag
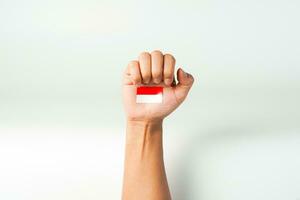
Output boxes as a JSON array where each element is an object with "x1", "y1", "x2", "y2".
[{"x1": 136, "y1": 86, "x2": 163, "y2": 103}]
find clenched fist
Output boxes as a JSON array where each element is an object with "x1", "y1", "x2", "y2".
[{"x1": 123, "y1": 50, "x2": 194, "y2": 122}]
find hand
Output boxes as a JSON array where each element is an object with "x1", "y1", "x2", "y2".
[{"x1": 123, "y1": 50, "x2": 194, "y2": 122}]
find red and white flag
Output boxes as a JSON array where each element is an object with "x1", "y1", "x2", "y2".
[{"x1": 136, "y1": 86, "x2": 163, "y2": 103}]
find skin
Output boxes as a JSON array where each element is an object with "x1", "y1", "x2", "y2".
[{"x1": 122, "y1": 50, "x2": 194, "y2": 200}]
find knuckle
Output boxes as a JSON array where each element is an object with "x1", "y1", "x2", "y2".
[
  {"x1": 128, "y1": 60, "x2": 138, "y2": 68},
  {"x1": 164, "y1": 54, "x2": 176, "y2": 63},
  {"x1": 151, "y1": 50, "x2": 163, "y2": 56},
  {"x1": 139, "y1": 52, "x2": 150, "y2": 59}
]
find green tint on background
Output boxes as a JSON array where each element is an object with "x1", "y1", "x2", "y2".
[{"x1": 0, "y1": 0, "x2": 300, "y2": 199}]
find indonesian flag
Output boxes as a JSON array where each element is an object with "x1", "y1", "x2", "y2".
[{"x1": 136, "y1": 86, "x2": 163, "y2": 103}]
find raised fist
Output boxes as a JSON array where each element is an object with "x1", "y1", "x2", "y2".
[{"x1": 123, "y1": 50, "x2": 194, "y2": 122}]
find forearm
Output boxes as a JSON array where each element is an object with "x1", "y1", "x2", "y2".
[
  {"x1": 121, "y1": 50, "x2": 194, "y2": 199},
  {"x1": 122, "y1": 120, "x2": 171, "y2": 200}
]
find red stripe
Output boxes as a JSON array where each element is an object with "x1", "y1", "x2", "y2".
[{"x1": 137, "y1": 86, "x2": 163, "y2": 95}]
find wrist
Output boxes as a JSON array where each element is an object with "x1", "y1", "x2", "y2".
[
  {"x1": 127, "y1": 118, "x2": 163, "y2": 127},
  {"x1": 126, "y1": 119, "x2": 163, "y2": 145}
]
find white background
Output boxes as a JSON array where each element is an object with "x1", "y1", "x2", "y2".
[{"x1": 0, "y1": 0, "x2": 300, "y2": 199}]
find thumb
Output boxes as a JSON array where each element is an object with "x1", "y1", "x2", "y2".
[{"x1": 174, "y1": 68, "x2": 194, "y2": 103}]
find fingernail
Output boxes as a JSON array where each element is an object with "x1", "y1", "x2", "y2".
[
  {"x1": 153, "y1": 78, "x2": 161, "y2": 84},
  {"x1": 164, "y1": 78, "x2": 173, "y2": 86}
]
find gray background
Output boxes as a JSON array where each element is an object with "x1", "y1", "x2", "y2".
[{"x1": 0, "y1": 0, "x2": 299, "y2": 199}]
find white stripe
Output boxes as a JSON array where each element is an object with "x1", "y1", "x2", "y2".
[{"x1": 136, "y1": 94, "x2": 162, "y2": 103}]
